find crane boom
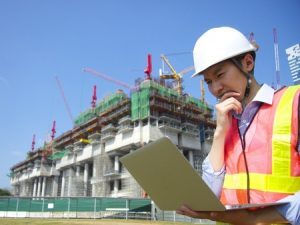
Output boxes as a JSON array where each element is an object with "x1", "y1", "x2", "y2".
[
  {"x1": 160, "y1": 54, "x2": 178, "y2": 77},
  {"x1": 160, "y1": 54, "x2": 193, "y2": 95},
  {"x1": 55, "y1": 76, "x2": 74, "y2": 123},
  {"x1": 83, "y1": 67, "x2": 134, "y2": 90},
  {"x1": 178, "y1": 65, "x2": 194, "y2": 76}
]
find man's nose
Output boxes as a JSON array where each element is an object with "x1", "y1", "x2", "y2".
[{"x1": 211, "y1": 80, "x2": 223, "y2": 97}]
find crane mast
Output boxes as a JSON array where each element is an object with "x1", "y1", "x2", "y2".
[
  {"x1": 51, "y1": 120, "x2": 56, "y2": 141},
  {"x1": 160, "y1": 54, "x2": 183, "y2": 95},
  {"x1": 273, "y1": 28, "x2": 281, "y2": 89},
  {"x1": 144, "y1": 54, "x2": 152, "y2": 80},
  {"x1": 31, "y1": 134, "x2": 36, "y2": 151},
  {"x1": 201, "y1": 80, "x2": 205, "y2": 102},
  {"x1": 91, "y1": 85, "x2": 97, "y2": 108}
]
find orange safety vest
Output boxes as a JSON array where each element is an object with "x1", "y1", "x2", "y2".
[{"x1": 221, "y1": 85, "x2": 300, "y2": 205}]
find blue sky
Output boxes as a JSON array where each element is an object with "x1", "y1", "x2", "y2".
[{"x1": 0, "y1": 0, "x2": 299, "y2": 189}]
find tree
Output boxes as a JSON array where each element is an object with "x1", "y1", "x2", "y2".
[{"x1": 0, "y1": 188, "x2": 11, "y2": 196}]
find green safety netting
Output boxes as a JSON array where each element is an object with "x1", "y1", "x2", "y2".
[
  {"x1": 48, "y1": 150, "x2": 68, "y2": 160},
  {"x1": 73, "y1": 80, "x2": 212, "y2": 125},
  {"x1": 74, "y1": 92, "x2": 128, "y2": 126},
  {"x1": 131, "y1": 80, "x2": 212, "y2": 121}
]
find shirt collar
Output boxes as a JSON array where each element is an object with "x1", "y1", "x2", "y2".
[{"x1": 252, "y1": 84, "x2": 274, "y2": 105}]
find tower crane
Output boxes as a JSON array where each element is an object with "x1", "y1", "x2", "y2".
[
  {"x1": 41, "y1": 120, "x2": 56, "y2": 160},
  {"x1": 91, "y1": 85, "x2": 97, "y2": 108},
  {"x1": 144, "y1": 54, "x2": 152, "y2": 80},
  {"x1": 83, "y1": 67, "x2": 135, "y2": 91},
  {"x1": 159, "y1": 54, "x2": 194, "y2": 95},
  {"x1": 273, "y1": 28, "x2": 281, "y2": 89},
  {"x1": 200, "y1": 79, "x2": 205, "y2": 102},
  {"x1": 55, "y1": 76, "x2": 74, "y2": 124},
  {"x1": 51, "y1": 120, "x2": 56, "y2": 141},
  {"x1": 31, "y1": 134, "x2": 36, "y2": 151},
  {"x1": 248, "y1": 32, "x2": 259, "y2": 50},
  {"x1": 84, "y1": 54, "x2": 156, "y2": 92}
]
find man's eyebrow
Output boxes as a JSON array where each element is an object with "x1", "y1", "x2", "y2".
[
  {"x1": 204, "y1": 65, "x2": 223, "y2": 82},
  {"x1": 211, "y1": 64, "x2": 224, "y2": 75}
]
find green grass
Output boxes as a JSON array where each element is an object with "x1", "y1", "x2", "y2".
[{"x1": 0, "y1": 218, "x2": 209, "y2": 225}]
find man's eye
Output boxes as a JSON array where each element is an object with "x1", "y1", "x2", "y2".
[
  {"x1": 217, "y1": 73, "x2": 224, "y2": 78},
  {"x1": 205, "y1": 80, "x2": 211, "y2": 85}
]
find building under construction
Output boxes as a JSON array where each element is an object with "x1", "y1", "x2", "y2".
[{"x1": 10, "y1": 64, "x2": 215, "y2": 200}]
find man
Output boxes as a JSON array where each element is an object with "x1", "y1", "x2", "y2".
[{"x1": 177, "y1": 27, "x2": 300, "y2": 225}]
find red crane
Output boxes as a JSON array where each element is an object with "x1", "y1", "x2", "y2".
[
  {"x1": 83, "y1": 67, "x2": 135, "y2": 91},
  {"x1": 55, "y1": 76, "x2": 74, "y2": 124},
  {"x1": 144, "y1": 54, "x2": 152, "y2": 80},
  {"x1": 51, "y1": 120, "x2": 56, "y2": 141},
  {"x1": 91, "y1": 85, "x2": 97, "y2": 108},
  {"x1": 31, "y1": 134, "x2": 36, "y2": 151}
]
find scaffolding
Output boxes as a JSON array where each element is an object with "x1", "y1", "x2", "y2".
[
  {"x1": 131, "y1": 79, "x2": 213, "y2": 124},
  {"x1": 74, "y1": 90, "x2": 128, "y2": 127}
]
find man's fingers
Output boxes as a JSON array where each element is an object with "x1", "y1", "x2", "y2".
[
  {"x1": 216, "y1": 97, "x2": 243, "y2": 114},
  {"x1": 219, "y1": 91, "x2": 240, "y2": 102},
  {"x1": 176, "y1": 205, "x2": 214, "y2": 219}
]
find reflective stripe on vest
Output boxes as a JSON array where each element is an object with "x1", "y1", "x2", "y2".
[{"x1": 223, "y1": 85, "x2": 300, "y2": 193}]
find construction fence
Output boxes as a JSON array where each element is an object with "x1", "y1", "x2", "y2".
[
  {"x1": 0, "y1": 197, "x2": 214, "y2": 224},
  {"x1": 0, "y1": 197, "x2": 151, "y2": 220}
]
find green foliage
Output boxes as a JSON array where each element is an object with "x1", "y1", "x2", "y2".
[{"x1": 0, "y1": 188, "x2": 11, "y2": 196}]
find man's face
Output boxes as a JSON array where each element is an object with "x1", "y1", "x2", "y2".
[{"x1": 202, "y1": 60, "x2": 247, "y2": 102}]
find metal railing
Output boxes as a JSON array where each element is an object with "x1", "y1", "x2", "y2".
[
  {"x1": 0, "y1": 196, "x2": 215, "y2": 224},
  {"x1": 0, "y1": 197, "x2": 151, "y2": 220}
]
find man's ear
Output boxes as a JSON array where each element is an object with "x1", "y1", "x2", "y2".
[{"x1": 242, "y1": 53, "x2": 254, "y2": 72}]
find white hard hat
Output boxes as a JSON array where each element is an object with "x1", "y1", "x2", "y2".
[{"x1": 192, "y1": 27, "x2": 257, "y2": 77}]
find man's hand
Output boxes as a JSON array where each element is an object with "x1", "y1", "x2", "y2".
[{"x1": 215, "y1": 92, "x2": 242, "y2": 135}]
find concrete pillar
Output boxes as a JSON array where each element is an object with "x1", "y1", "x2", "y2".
[
  {"x1": 26, "y1": 181, "x2": 31, "y2": 196},
  {"x1": 101, "y1": 143, "x2": 105, "y2": 154},
  {"x1": 76, "y1": 165, "x2": 81, "y2": 176},
  {"x1": 37, "y1": 177, "x2": 42, "y2": 197},
  {"x1": 114, "y1": 156, "x2": 119, "y2": 172},
  {"x1": 32, "y1": 178, "x2": 37, "y2": 197},
  {"x1": 93, "y1": 162, "x2": 97, "y2": 178},
  {"x1": 139, "y1": 120, "x2": 143, "y2": 145},
  {"x1": 188, "y1": 150, "x2": 194, "y2": 166},
  {"x1": 21, "y1": 181, "x2": 25, "y2": 196},
  {"x1": 67, "y1": 168, "x2": 74, "y2": 197},
  {"x1": 92, "y1": 161, "x2": 97, "y2": 197},
  {"x1": 41, "y1": 177, "x2": 47, "y2": 197},
  {"x1": 114, "y1": 179, "x2": 118, "y2": 194},
  {"x1": 61, "y1": 170, "x2": 66, "y2": 197},
  {"x1": 84, "y1": 163, "x2": 89, "y2": 196},
  {"x1": 92, "y1": 182, "x2": 95, "y2": 197},
  {"x1": 52, "y1": 176, "x2": 59, "y2": 197}
]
